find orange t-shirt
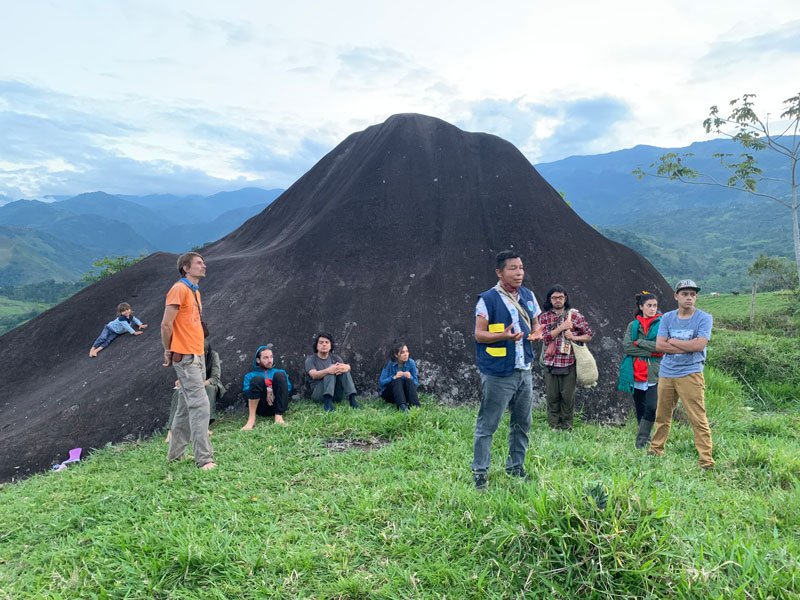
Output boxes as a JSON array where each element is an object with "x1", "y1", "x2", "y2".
[{"x1": 165, "y1": 282, "x2": 204, "y2": 355}]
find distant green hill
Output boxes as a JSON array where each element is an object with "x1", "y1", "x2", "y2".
[
  {"x1": 0, "y1": 188, "x2": 283, "y2": 285},
  {"x1": 600, "y1": 200, "x2": 791, "y2": 292},
  {"x1": 0, "y1": 226, "x2": 89, "y2": 285}
]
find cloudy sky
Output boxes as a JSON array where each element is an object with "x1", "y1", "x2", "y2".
[{"x1": 1, "y1": 1, "x2": 798, "y2": 199}]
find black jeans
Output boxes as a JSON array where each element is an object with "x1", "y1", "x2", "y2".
[
  {"x1": 381, "y1": 377, "x2": 419, "y2": 407},
  {"x1": 632, "y1": 384, "x2": 658, "y2": 422},
  {"x1": 247, "y1": 372, "x2": 290, "y2": 416}
]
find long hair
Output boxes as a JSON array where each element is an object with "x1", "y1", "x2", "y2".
[
  {"x1": 313, "y1": 332, "x2": 334, "y2": 353},
  {"x1": 543, "y1": 285, "x2": 571, "y2": 311},
  {"x1": 634, "y1": 291, "x2": 658, "y2": 317},
  {"x1": 388, "y1": 341, "x2": 408, "y2": 363}
]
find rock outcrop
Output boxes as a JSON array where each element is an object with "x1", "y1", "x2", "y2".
[{"x1": 0, "y1": 113, "x2": 672, "y2": 481}]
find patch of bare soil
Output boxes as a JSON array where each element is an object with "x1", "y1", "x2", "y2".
[{"x1": 323, "y1": 437, "x2": 391, "y2": 452}]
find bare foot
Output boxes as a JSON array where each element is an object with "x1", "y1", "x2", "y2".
[
  {"x1": 274, "y1": 415, "x2": 286, "y2": 426},
  {"x1": 241, "y1": 421, "x2": 255, "y2": 431},
  {"x1": 208, "y1": 430, "x2": 213, "y2": 437},
  {"x1": 200, "y1": 462, "x2": 217, "y2": 470},
  {"x1": 165, "y1": 430, "x2": 172, "y2": 443},
  {"x1": 89, "y1": 348, "x2": 97, "y2": 357}
]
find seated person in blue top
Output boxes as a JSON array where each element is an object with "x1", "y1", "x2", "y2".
[
  {"x1": 242, "y1": 345, "x2": 292, "y2": 428},
  {"x1": 379, "y1": 342, "x2": 420, "y2": 412},
  {"x1": 305, "y1": 332, "x2": 359, "y2": 412},
  {"x1": 89, "y1": 302, "x2": 148, "y2": 357}
]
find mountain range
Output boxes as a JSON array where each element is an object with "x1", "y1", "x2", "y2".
[
  {"x1": 1, "y1": 138, "x2": 793, "y2": 290},
  {"x1": 0, "y1": 187, "x2": 283, "y2": 285}
]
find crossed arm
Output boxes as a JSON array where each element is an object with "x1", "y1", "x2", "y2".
[{"x1": 656, "y1": 335, "x2": 709, "y2": 354}]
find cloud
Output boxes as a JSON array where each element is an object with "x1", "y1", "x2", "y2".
[
  {"x1": 0, "y1": 80, "x2": 328, "y2": 199},
  {"x1": 334, "y1": 46, "x2": 437, "y2": 91},
  {"x1": 455, "y1": 95, "x2": 632, "y2": 162},
  {"x1": 697, "y1": 20, "x2": 800, "y2": 73}
]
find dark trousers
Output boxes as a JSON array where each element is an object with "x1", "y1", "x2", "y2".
[
  {"x1": 247, "y1": 372, "x2": 290, "y2": 416},
  {"x1": 544, "y1": 364, "x2": 577, "y2": 429},
  {"x1": 92, "y1": 326, "x2": 119, "y2": 349},
  {"x1": 381, "y1": 378, "x2": 420, "y2": 407},
  {"x1": 632, "y1": 384, "x2": 658, "y2": 423}
]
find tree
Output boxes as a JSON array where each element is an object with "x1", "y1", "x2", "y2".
[
  {"x1": 634, "y1": 92, "x2": 800, "y2": 283},
  {"x1": 747, "y1": 254, "x2": 798, "y2": 325},
  {"x1": 82, "y1": 255, "x2": 145, "y2": 283}
]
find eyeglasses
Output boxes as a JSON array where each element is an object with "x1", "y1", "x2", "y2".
[{"x1": 550, "y1": 295, "x2": 566, "y2": 300}]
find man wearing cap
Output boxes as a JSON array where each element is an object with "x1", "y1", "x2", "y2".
[{"x1": 649, "y1": 279, "x2": 714, "y2": 469}]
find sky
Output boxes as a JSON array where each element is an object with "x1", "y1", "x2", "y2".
[{"x1": 1, "y1": 1, "x2": 799, "y2": 200}]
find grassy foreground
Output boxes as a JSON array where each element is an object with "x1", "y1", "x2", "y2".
[{"x1": 1, "y1": 370, "x2": 798, "y2": 599}]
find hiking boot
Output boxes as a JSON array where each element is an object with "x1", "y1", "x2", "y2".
[
  {"x1": 635, "y1": 419, "x2": 654, "y2": 449},
  {"x1": 473, "y1": 472, "x2": 488, "y2": 491},
  {"x1": 348, "y1": 394, "x2": 361, "y2": 409},
  {"x1": 506, "y1": 467, "x2": 532, "y2": 481}
]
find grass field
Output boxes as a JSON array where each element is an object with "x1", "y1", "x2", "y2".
[
  {"x1": 1, "y1": 371, "x2": 798, "y2": 598},
  {"x1": 698, "y1": 290, "x2": 799, "y2": 332},
  {"x1": 1, "y1": 291, "x2": 798, "y2": 597},
  {"x1": 0, "y1": 295, "x2": 49, "y2": 335}
]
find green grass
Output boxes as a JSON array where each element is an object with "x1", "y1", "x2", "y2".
[
  {"x1": 1, "y1": 375, "x2": 799, "y2": 599},
  {"x1": 698, "y1": 292, "x2": 800, "y2": 411},
  {"x1": 698, "y1": 291, "x2": 799, "y2": 333},
  {"x1": 0, "y1": 295, "x2": 49, "y2": 335}
]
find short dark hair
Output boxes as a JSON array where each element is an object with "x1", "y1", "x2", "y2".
[
  {"x1": 117, "y1": 302, "x2": 131, "y2": 314},
  {"x1": 495, "y1": 250, "x2": 521, "y2": 271},
  {"x1": 388, "y1": 341, "x2": 408, "y2": 362},
  {"x1": 177, "y1": 252, "x2": 203, "y2": 276},
  {"x1": 313, "y1": 332, "x2": 334, "y2": 353},
  {"x1": 543, "y1": 285, "x2": 571, "y2": 311},
  {"x1": 635, "y1": 292, "x2": 658, "y2": 317}
]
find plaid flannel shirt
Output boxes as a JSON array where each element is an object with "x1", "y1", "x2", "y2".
[{"x1": 539, "y1": 309, "x2": 593, "y2": 368}]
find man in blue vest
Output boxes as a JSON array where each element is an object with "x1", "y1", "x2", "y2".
[{"x1": 472, "y1": 250, "x2": 543, "y2": 490}]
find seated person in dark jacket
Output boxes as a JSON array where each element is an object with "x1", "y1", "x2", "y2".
[
  {"x1": 242, "y1": 344, "x2": 292, "y2": 428},
  {"x1": 379, "y1": 341, "x2": 420, "y2": 412},
  {"x1": 305, "y1": 332, "x2": 359, "y2": 412}
]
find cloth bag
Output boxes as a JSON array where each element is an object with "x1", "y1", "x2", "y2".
[{"x1": 571, "y1": 340, "x2": 598, "y2": 388}]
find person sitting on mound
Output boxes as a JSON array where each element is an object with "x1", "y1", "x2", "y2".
[
  {"x1": 305, "y1": 332, "x2": 359, "y2": 411},
  {"x1": 242, "y1": 345, "x2": 292, "y2": 428},
  {"x1": 378, "y1": 341, "x2": 420, "y2": 412}
]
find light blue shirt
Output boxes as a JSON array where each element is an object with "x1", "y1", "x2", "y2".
[
  {"x1": 658, "y1": 309, "x2": 713, "y2": 378},
  {"x1": 476, "y1": 293, "x2": 541, "y2": 370},
  {"x1": 106, "y1": 315, "x2": 142, "y2": 335}
]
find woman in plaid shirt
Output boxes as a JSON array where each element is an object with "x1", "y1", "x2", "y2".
[{"x1": 539, "y1": 285, "x2": 593, "y2": 430}]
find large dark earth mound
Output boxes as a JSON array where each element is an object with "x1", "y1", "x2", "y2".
[{"x1": 0, "y1": 114, "x2": 672, "y2": 481}]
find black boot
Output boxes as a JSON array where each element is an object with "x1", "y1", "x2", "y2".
[{"x1": 635, "y1": 419, "x2": 654, "y2": 449}]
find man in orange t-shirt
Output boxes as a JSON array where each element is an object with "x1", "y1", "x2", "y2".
[{"x1": 161, "y1": 251, "x2": 216, "y2": 470}]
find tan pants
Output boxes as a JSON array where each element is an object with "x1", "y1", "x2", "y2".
[
  {"x1": 649, "y1": 372, "x2": 714, "y2": 468},
  {"x1": 168, "y1": 354, "x2": 214, "y2": 467}
]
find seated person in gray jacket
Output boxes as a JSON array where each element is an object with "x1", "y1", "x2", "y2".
[{"x1": 305, "y1": 332, "x2": 359, "y2": 412}]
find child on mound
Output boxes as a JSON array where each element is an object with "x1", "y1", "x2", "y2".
[{"x1": 89, "y1": 302, "x2": 148, "y2": 357}]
